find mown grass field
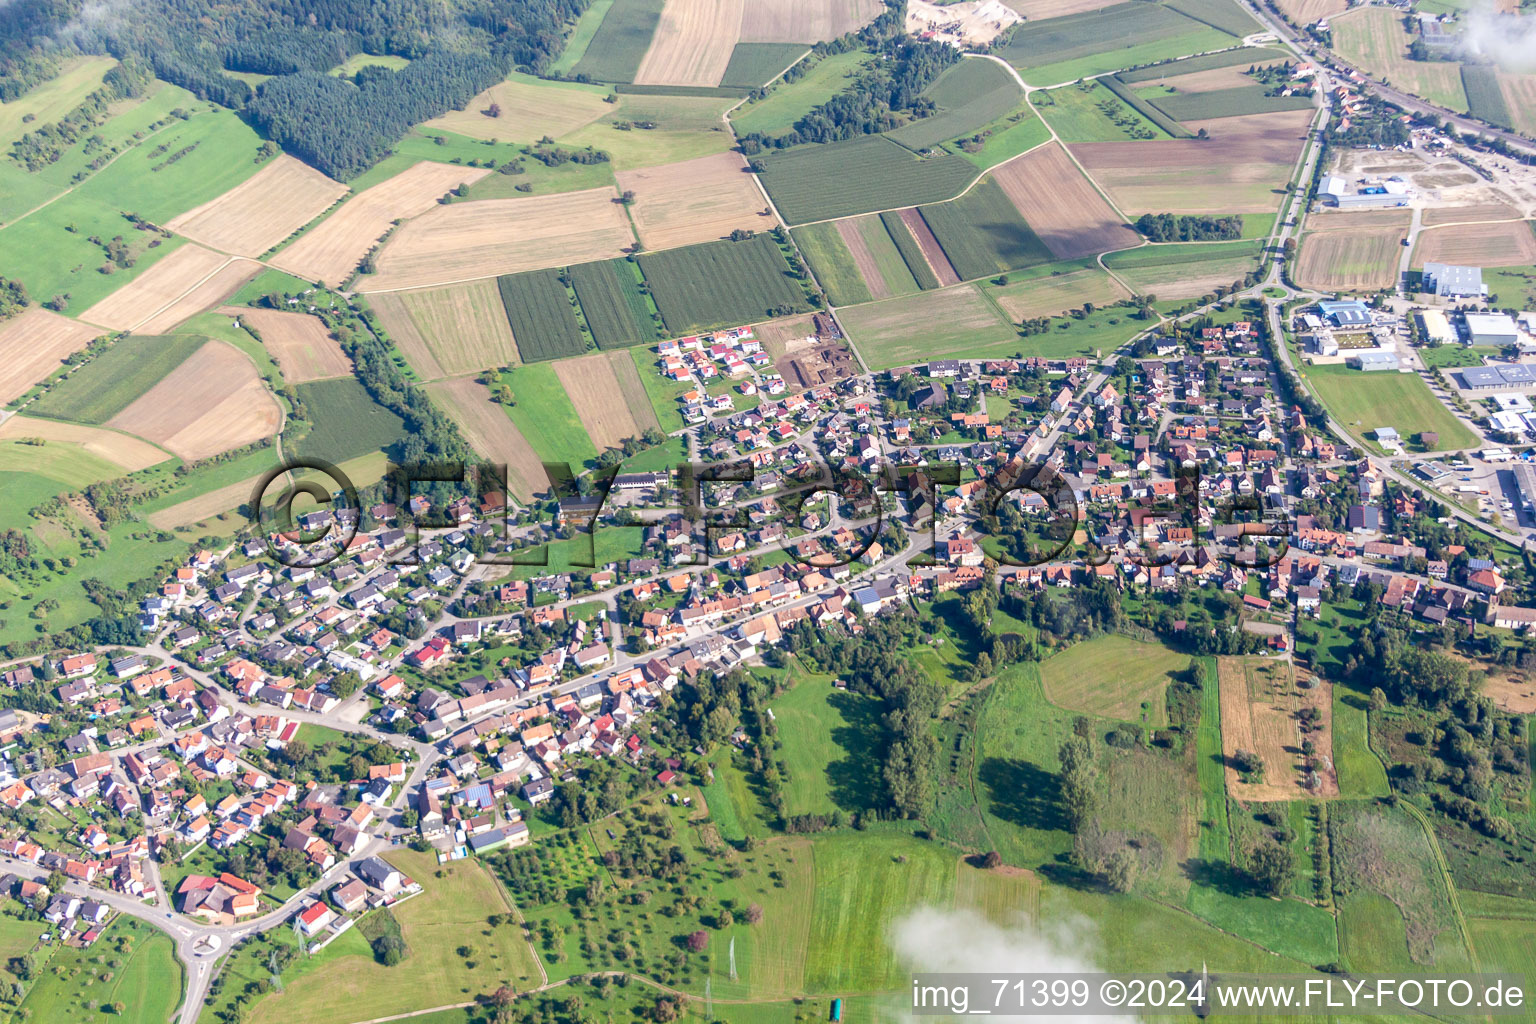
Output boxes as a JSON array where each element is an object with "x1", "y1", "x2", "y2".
[
  {"x1": 288, "y1": 377, "x2": 407, "y2": 464},
  {"x1": 638, "y1": 234, "x2": 811, "y2": 333},
  {"x1": 1333, "y1": 688, "x2": 1391, "y2": 798},
  {"x1": 767, "y1": 663, "x2": 884, "y2": 818},
  {"x1": 1102, "y1": 238, "x2": 1261, "y2": 299},
  {"x1": 501, "y1": 361, "x2": 600, "y2": 469},
  {"x1": 19, "y1": 917, "x2": 181, "y2": 1024},
  {"x1": 757, "y1": 136, "x2": 978, "y2": 225},
  {"x1": 792, "y1": 221, "x2": 872, "y2": 306},
  {"x1": 1150, "y1": 85, "x2": 1315, "y2": 121},
  {"x1": 1038, "y1": 634, "x2": 1185, "y2": 726},
  {"x1": 28, "y1": 334, "x2": 203, "y2": 424},
  {"x1": 918, "y1": 179, "x2": 1055, "y2": 281},
  {"x1": 840, "y1": 284, "x2": 1017, "y2": 369},
  {"x1": 1035, "y1": 80, "x2": 1171, "y2": 142},
  {"x1": 496, "y1": 269, "x2": 590, "y2": 362},
  {"x1": 570, "y1": 0, "x2": 665, "y2": 83},
  {"x1": 1300, "y1": 362, "x2": 1478, "y2": 452}
]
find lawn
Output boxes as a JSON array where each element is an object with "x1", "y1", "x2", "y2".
[
  {"x1": 840, "y1": 284, "x2": 1018, "y2": 370},
  {"x1": 27, "y1": 334, "x2": 203, "y2": 424},
  {"x1": 1299, "y1": 362, "x2": 1479, "y2": 452},
  {"x1": 1038, "y1": 634, "x2": 1185, "y2": 726},
  {"x1": 951, "y1": 112, "x2": 1053, "y2": 169},
  {"x1": 1333, "y1": 687, "x2": 1390, "y2": 799},
  {"x1": 501, "y1": 361, "x2": 600, "y2": 469},
  {"x1": 1339, "y1": 891, "x2": 1417, "y2": 973},
  {"x1": 731, "y1": 52, "x2": 874, "y2": 139},
  {"x1": 288, "y1": 377, "x2": 408, "y2": 464},
  {"x1": 1418, "y1": 343, "x2": 1493, "y2": 369},
  {"x1": 766, "y1": 662, "x2": 884, "y2": 818},
  {"x1": 245, "y1": 849, "x2": 542, "y2": 1024},
  {"x1": 973, "y1": 662, "x2": 1077, "y2": 867},
  {"x1": 510, "y1": 525, "x2": 643, "y2": 576}
]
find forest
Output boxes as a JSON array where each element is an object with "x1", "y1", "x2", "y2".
[{"x1": 1134, "y1": 212, "x2": 1245, "y2": 243}]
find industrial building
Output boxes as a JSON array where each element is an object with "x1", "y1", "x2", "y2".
[
  {"x1": 1317, "y1": 299, "x2": 1373, "y2": 327},
  {"x1": 1416, "y1": 308, "x2": 1456, "y2": 345},
  {"x1": 1460, "y1": 364, "x2": 1536, "y2": 390},
  {"x1": 1319, "y1": 176, "x2": 1410, "y2": 208},
  {"x1": 1465, "y1": 312, "x2": 1520, "y2": 347},
  {"x1": 1422, "y1": 262, "x2": 1486, "y2": 299},
  {"x1": 1347, "y1": 350, "x2": 1399, "y2": 371},
  {"x1": 1514, "y1": 462, "x2": 1536, "y2": 511}
]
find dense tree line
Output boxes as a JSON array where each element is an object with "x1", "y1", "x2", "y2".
[
  {"x1": 1134, "y1": 213, "x2": 1244, "y2": 243},
  {"x1": 8, "y1": 59, "x2": 151, "y2": 171},
  {"x1": 0, "y1": 278, "x2": 27, "y2": 320}
]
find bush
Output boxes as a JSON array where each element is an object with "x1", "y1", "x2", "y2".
[{"x1": 372, "y1": 935, "x2": 404, "y2": 966}]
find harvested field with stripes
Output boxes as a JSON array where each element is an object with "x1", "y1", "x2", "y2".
[
  {"x1": 0, "y1": 309, "x2": 102, "y2": 404},
  {"x1": 1298, "y1": 222, "x2": 1409, "y2": 292},
  {"x1": 899, "y1": 208, "x2": 960, "y2": 285},
  {"x1": 739, "y1": 0, "x2": 883, "y2": 41},
  {"x1": 146, "y1": 473, "x2": 268, "y2": 530},
  {"x1": 617, "y1": 152, "x2": 774, "y2": 250},
  {"x1": 77, "y1": 244, "x2": 228, "y2": 331},
  {"x1": 634, "y1": 0, "x2": 744, "y2": 87},
  {"x1": 167, "y1": 156, "x2": 348, "y2": 257},
  {"x1": 368, "y1": 282, "x2": 520, "y2": 379},
  {"x1": 1413, "y1": 220, "x2": 1536, "y2": 269},
  {"x1": 1217, "y1": 656, "x2": 1336, "y2": 801},
  {"x1": 1070, "y1": 108, "x2": 1311, "y2": 215},
  {"x1": 362, "y1": 188, "x2": 633, "y2": 293},
  {"x1": 106, "y1": 341, "x2": 281, "y2": 460},
  {"x1": 271, "y1": 162, "x2": 491, "y2": 286},
  {"x1": 136, "y1": 258, "x2": 262, "y2": 334},
  {"x1": 425, "y1": 376, "x2": 545, "y2": 502},
  {"x1": 1420, "y1": 204, "x2": 1522, "y2": 226},
  {"x1": 0, "y1": 415, "x2": 167, "y2": 471},
  {"x1": 836, "y1": 219, "x2": 888, "y2": 300},
  {"x1": 227, "y1": 307, "x2": 353, "y2": 383},
  {"x1": 1004, "y1": 0, "x2": 1123, "y2": 16},
  {"x1": 1271, "y1": 0, "x2": 1347, "y2": 24},
  {"x1": 553, "y1": 350, "x2": 661, "y2": 450},
  {"x1": 991, "y1": 143, "x2": 1138, "y2": 260}
]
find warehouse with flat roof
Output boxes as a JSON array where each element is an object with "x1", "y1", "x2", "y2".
[
  {"x1": 1422, "y1": 263, "x2": 1486, "y2": 299},
  {"x1": 1465, "y1": 312, "x2": 1520, "y2": 346},
  {"x1": 1348, "y1": 350, "x2": 1399, "y2": 371},
  {"x1": 1460, "y1": 364, "x2": 1536, "y2": 390}
]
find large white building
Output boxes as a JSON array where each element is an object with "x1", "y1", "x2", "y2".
[{"x1": 1466, "y1": 312, "x2": 1520, "y2": 347}]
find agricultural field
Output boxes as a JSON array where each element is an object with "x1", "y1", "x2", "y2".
[
  {"x1": 793, "y1": 221, "x2": 873, "y2": 306},
  {"x1": 900, "y1": 207, "x2": 961, "y2": 285},
  {"x1": 917, "y1": 179, "x2": 1055, "y2": 281},
  {"x1": 28, "y1": 333, "x2": 205, "y2": 424},
  {"x1": 572, "y1": 0, "x2": 667, "y2": 82},
  {"x1": 1296, "y1": 219, "x2": 1410, "y2": 292},
  {"x1": 77, "y1": 243, "x2": 229, "y2": 332},
  {"x1": 422, "y1": 73, "x2": 612, "y2": 143},
  {"x1": 880, "y1": 210, "x2": 942, "y2": 289},
  {"x1": 1149, "y1": 85, "x2": 1315, "y2": 121},
  {"x1": 633, "y1": 0, "x2": 744, "y2": 88},
  {"x1": 361, "y1": 187, "x2": 634, "y2": 293},
  {"x1": 369, "y1": 280, "x2": 521, "y2": 379},
  {"x1": 15, "y1": 918, "x2": 181, "y2": 1024},
  {"x1": 840, "y1": 285, "x2": 1018, "y2": 370},
  {"x1": 637, "y1": 233, "x2": 812, "y2": 333},
  {"x1": 738, "y1": 0, "x2": 884, "y2": 42},
  {"x1": 1329, "y1": 7, "x2": 1467, "y2": 111},
  {"x1": 552, "y1": 349, "x2": 662, "y2": 449},
  {"x1": 557, "y1": 92, "x2": 739, "y2": 171},
  {"x1": 424, "y1": 376, "x2": 546, "y2": 501},
  {"x1": 0, "y1": 309, "x2": 102, "y2": 405},
  {"x1": 718, "y1": 43, "x2": 811, "y2": 89},
  {"x1": 1101, "y1": 238, "x2": 1260, "y2": 299},
  {"x1": 989, "y1": 262, "x2": 1131, "y2": 319},
  {"x1": 1300, "y1": 362, "x2": 1479, "y2": 452},
  {"x1": 0, "y1": 415, "x2": 168, "y2": 471},
  {"x1": 501, "y1": 362, "x2": 601, "y2": 469},
  {"x1": 288, "y1": 377, "x2": 407, "y2": 464},
  {"x1": 997, "y1": 2, "x2": 1235, "y2": 86},
  {"x1": 495, "y1": 269, "x2": 588, "y2": 362},
  {"x1": 1216, "y1": 656, "x2": 1337, "y2": 800},
  {"x1": 128, "y1": 257, "x2": 263, "y2": 335},
  {"x1": 842, "y1": 215, "x2": 922, "y2": 298},
  {"x1": 617, "y1": 152, "x2": 774, "y2": 250},
  {"x1": 243, "y1": 850, "x2": 542, "y2": 1024},
  {"x1": 1498, "y1": 72, "x2": 1536, "y2": 137},
  {"x1": 229, "y1": 307, "x2": 352, "y2": 383},
  {"x1": 731, "y1": 51, "x2": 875, "y2": 138},
  {"x1": 990, "y1": 142, "x2": 1141, "y2": 260},
  {"x1": 1039, "y1": 634, "x2": 1185, "y2": 725},
  {"x1": 105, "y1": 340, "x2": 281, "y2": 460},
  {"x1": 569, "y1": 258, "x2": 661, "y2": 348},
  {"x1": 756, "y1": 135, "x2": 979, "y2": 225},
  {"x1": 1005, "y1": 0, "x2": 1125, "y2": 15},
  {"x1": 1070, "y1": 108, "x2": 1312, "y2": 214},
  {"x1": 271, "y1": 161, "x2": 492, "y2": 286},
  {"x1": 167, "y1": 155, "x2": 348, "y2": 257},
  {"x1": 1034, "y1": 80, "x2": 1172, "y2": 143},
  {"x1": 886, "y1": 57, "x2": 1025, "y2": 152},
  {"x1": 1271, "y1": 0, "x2": 1348, "y2": 24},
  {"x1": 1413, "y1": 219, "x2": 1536, "y2": 269}
]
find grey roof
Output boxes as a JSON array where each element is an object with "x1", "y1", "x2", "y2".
[{"x1": 1423, "y1": 262, "x2": 1484, "y2": 297}]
